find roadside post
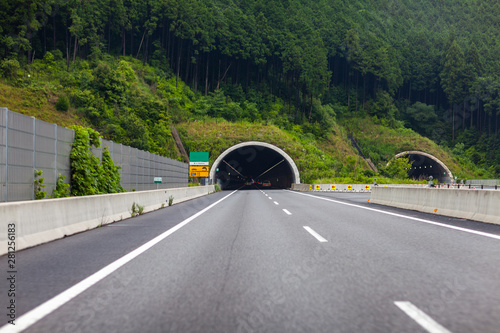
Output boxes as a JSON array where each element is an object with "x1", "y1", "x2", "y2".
[{"x1": 154, "y1": 177, "x2": 162, "y2": 189}]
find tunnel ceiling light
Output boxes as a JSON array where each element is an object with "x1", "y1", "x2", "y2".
[
  {"x1": 222, "y1": 159, "x2": 245, "y2": 178},
  {"x1": 256, "y1": 159, "x2": 285, "y2": 179}
]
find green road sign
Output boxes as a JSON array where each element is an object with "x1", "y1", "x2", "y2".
[{"x1": 189, "y1": 152, "x2": 209, "y2": 162}]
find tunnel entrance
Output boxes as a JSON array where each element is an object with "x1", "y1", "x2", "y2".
[
  {"x1": 393, "y1": 151, "x2": 453, "y2": 183},
  {"x1": 210, "y1": 141, "x2": 300, "y2": 190}
]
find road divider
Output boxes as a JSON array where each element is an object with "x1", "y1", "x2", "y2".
[
  {"x1": 292, "y1": 183, "x2": 432, "y2": 193},
  {"x1": 370, "y1": 187, "x2": 500, "y2": 225},
  {"x1": 0, "y1": 186, "x2": 215, "y2": 256},
  {"x1": 292, "y1": 183, "x2": 373, "y2": 192}
]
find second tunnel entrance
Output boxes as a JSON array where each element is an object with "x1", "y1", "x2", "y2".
[{"x1": 394, "y1": 151, "x2": 453, "y2": 183}]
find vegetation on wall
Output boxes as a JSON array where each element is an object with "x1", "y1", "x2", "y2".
[
  {"x1": 34, "y1": 169, "x2": 46, "y2": 200},
  {"x1": 52, "y1": 174, "x2": 71, "y2": 198},
  {"x1": 70, "y1": 126, "x2": 125, "y2": 196}
]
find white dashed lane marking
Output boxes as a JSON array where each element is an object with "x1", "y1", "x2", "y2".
[{"x1": 303, "y1": 226, "x2": 328, "y2": 242}]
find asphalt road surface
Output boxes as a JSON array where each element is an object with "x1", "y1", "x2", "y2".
[{"x1": 1, "y1": 189, "x2": 500, "y2": 333}]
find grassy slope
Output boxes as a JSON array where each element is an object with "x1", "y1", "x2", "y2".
[
  {"x1": 178, "y1": 117, "x2": 480, "y2": 184},
  {"x1": 0, "y1": 70, "x2": 478, "y2": 184},
  {"x1": 347, "y1": 118, "x2": 475, "y2": 179},
  {"x1": 176, "y1": 120, "x2": 364, "y2": 184},
  {"x1": 0, "y1": 82, "x2": 85, "y2": 127}
]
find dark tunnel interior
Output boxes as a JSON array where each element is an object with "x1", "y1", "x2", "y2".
[
  {"x1": 404, "y1": 154, "x2": 450, "y2": 182},
  {"x1": 214, "y1": 146, "x2": 296, "y2": 190}
]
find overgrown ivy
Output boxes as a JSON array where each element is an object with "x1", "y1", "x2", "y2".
[
  {"x1": 34, "y1": 169, "x2": 46, "y2": 200},
  {"x1": 70, "y1": 126, "x2": 124, "y2": 196},
  {"x1": 52, "y1": 174, "x2": 71, "y2": 198},
  {"x1": 99, "y1": 148, "x2": 124, "y2": 193}
]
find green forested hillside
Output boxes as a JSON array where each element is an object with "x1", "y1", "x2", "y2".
[{"x1": 1, "y1": 0, "x2": 499, "y2": 178}]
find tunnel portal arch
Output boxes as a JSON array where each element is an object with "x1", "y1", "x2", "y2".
[
  {"x1": 393, "y1": 151, "x2": 453, "y2": 183},
  {"x1": 210, "y1": 141, "x2": 300, "y2": 190}
]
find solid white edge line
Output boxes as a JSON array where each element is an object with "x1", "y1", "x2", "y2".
[
  {"x1": 287, "y1": 190, "x2": 500, "y2": 241},
  {"x1": 395, "y1": 301, "x2": 452, "y2": 333},
  {"x1": 303, "y1": 226, "x2": 328, "y2": 243},
  {"x1": 282, "y1": 209, "x2": 292, "y2": 215},
  {"x1": 0, "y1": 190, "x2": 238, "y2": 333}
]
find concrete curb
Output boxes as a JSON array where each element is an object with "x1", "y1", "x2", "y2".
[
  {"x1": 0, "y1": 186, "x2": 215, "y2": 255},
  {"x1": 370, "y1": 187, "x2": 500, "y2": 225}
]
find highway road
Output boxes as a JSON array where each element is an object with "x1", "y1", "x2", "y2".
[{"x1": 1, "y1": 189, "x2": 500, "y2": 332}]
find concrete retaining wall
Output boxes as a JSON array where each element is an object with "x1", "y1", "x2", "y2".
[
  {"x1": 370, "y1": 187, "x2": 500, "y2": 225},
  {"x1": 0, "y1": 185, "x2": 215, "y2": 255}
]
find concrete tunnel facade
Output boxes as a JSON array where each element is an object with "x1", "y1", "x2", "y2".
[
  {"x1": 393, "y1": 151, "x2": 453, "y2": 183},
  {"x1": 210, "y1": 141, "x2": 300, "y2": 190}
]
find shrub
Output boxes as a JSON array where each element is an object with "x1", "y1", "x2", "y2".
[
  {"x1": 98, "y1": 148, "x2": 125, "y2": 193},
  {"x1": 92, "y1": 62, "x2": 126, "y2": 104},
  {"x1": 34, "y1": 169, "x2": 47, "y2": 200},
  {"x1": 70, "y1": 126, "x2": 124, "y2": 196},
  {"x1": 131, "y1": 202, "x2": 144, "y2": 217},
  {"x1": 70, "y1": 126, "x2": 102, "y2": 196},
  {"x1": 381, "y1": 157, "x2": 412, "y2": 179},
  {"x1": 52, "y1": 174, "x2": 70, "y2": 198},
  {"x1": 71, "y1": 89, "x2": 96, "y2": 108},
  {"x1": 55, "y1": 96, "x2": 70, "y2": 112},
  {"x1": 0, "y1": 59, "x2": 20, "y2": 79}
]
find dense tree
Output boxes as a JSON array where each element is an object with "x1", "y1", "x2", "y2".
[
  {"x1": 1, "y1": 0, "x2": 500, "y2": 173},
  {"x1": 440, "y1": 39, "x2": 466, "y2": 141}
]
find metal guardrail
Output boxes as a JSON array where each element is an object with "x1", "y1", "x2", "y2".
[
  {"x1": 465, "y1": 179, "x2": 500, "y2": 186},
  {"x1": 436, "y1": 184, "x2": 499, "y2": 190}
]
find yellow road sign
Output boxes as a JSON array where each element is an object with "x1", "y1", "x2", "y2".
[
  {"x1": 190, "y1": 171, "x2": 209, "y2": 177},
  {"x1": 189, "y1": 166, "x2": 209, "y2": 173}
]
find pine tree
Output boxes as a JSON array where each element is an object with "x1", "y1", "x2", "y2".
[
  {"x1": 440, "y1": 40, "x2": 465, "y2": 141},
  {"x1": 463, "y1": 43, "x2": 483, "y2": 128}
]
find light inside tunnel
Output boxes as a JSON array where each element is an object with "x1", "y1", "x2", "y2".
[
  {"x1": 213, "y1": 144, "x2": 297, "y2": 190},
  {"x1": 399, "y1": 153, "x2": 451, "y2": 183}
]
